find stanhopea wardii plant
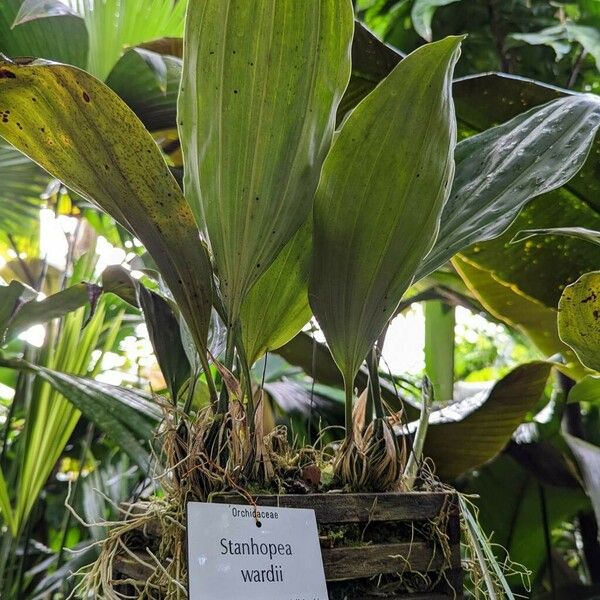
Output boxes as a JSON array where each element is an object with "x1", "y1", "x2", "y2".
[{"x1": 1, "y1": 0, "x2": 600, "y2": 502}]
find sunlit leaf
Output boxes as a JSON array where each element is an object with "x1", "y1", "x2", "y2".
[
  {"x1": 0, "y1": 59, "x2": 213, "y2": 357},
  {"x1": 62, "y1": 0, "x2": 187, "y2": 80},
  {"x1": 310, "y1": 36, "x2": 461, "y2": 386},
  {"x1": 179, "y1": 0, "x2": 354, "y2": 320}
]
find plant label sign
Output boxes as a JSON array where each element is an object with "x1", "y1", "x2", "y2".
[{"x1": 187, "y1": 502, "x2": 329, "y2": 600}]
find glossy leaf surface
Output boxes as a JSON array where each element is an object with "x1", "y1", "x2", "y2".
[{"x1": 418, "y1": 93, "x2": 600, "y2": 280}]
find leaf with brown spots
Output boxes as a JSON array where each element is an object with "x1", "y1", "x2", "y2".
[
  {"x1": 559, "y1": 270, "x2": 600, "y2": 372},
  {"x1": 0, "y1": 58, "x2": 213, "y2": 358}
]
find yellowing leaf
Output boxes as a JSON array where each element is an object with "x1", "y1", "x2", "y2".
[{"x1": 0, "y1": 59, "x2": 213, "y2": 356}]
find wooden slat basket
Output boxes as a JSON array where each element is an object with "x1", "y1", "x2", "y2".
[{"x1": 114, "y1": 491, "x2": 462, "y2": 599}]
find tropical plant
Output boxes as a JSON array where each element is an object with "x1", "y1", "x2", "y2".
[
  {"x1": 1, "y1": 0, "x2": 600, "y2": 597},
  {"x1": 0, "y1": 0, "x2": 597, "y2": 497}
]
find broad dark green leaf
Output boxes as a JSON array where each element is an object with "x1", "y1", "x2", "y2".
[
  {"x1": 0, "y1": 59, "x2": 213, "y2": 357},
  {"x1": 136, "y1": 281, "x2": 191, "y2": 400},
  {"x1": 106, "y1": 48, "x2": 182, "y2": 132},
  {"x1": 310, "y1": 36, "x2": 461, "y2": 386},
  {"x1": 337, "y1": 21, "x2": 403, "y2": 123},
  {"x1": 558, "y1": 271, "x2": 600, "y2": 372},
  {"x1": 0, "y1": 0, "x2": 88, "y2": 67},
  {"x1": 179, "y1": 0, "x2": 353, "y2": 320},
  {"x1": 423, "y1": 361, "x2": 552, "y2": 480},
  {"x1": 102, "y1": 265, "x2": 192, "y2": 389},
  {"x1": 240, "y1": 220, "x2": 311, "y2": 365},
  {"x1": 460, "y1": 191, "x2": 600, "y2": 317},
  {"x1": 417, "y1": 93, "x2": 600, "y2": 280},
  {"x1": 411, "y1": 0, "x2": 462, "y2": 41}
]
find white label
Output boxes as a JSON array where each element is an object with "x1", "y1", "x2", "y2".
[{"x1": 187, "y1": 502, "x2": 329, "y2": 600}]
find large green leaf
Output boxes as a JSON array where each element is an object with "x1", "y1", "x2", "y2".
[
  {"x1": 179, "y1": 0, "x2": 353, "y2": 321},
  {"x1": 417, "y1": 93, "x2": 600, "y2": 280},
  {"x1": 453, "y1": 255, "x2": 574, "y2": 362},
  {"x1": 558, "y1": 271, "x2": 600, "y2": 372},
  {"x1": 0, "y1": 0, "x2": 87, "y2": 67},
  {"x1": 337, "y1": 21, "x2": 403, "y2": 123},
  {"x1": 460, "y1": 191, "x2": 600, "y2": 326},
  {"x1": 240, "y1": 220, "x2": 312, "y2": 365},
  {"x1": 309, "y1": 36, "x2": 461, "y2": 387},
  {"x1": 106, "y1": 47, "x2": 182, "y2": 132},
  {"x1": 0, "y1": 59, "x2": 213, "y2": 357},
  {"x1": 422, "y1": 361, "x2": 553, "y2": 480}
]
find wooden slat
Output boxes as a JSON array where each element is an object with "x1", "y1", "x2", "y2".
[
  {"x1": 212, "y1": 491, "x2": 455, "y2": 524},
  {"x1": 323, "y1": 541, "x2": 460, "y2": 581}
]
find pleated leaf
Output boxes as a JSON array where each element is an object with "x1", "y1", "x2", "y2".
[
  {"x1": 240, "y1": 220, "x2": 312, "y2": 365},
  {"x1": 309, "y1": 37, "x2": 462, "y2": 385},
  {"x1": 179, "y1": 0, "x2": 354, "y2": 320},
  {"x1": 0, "y1": 59, "x2": 213, "y2": 356},
  {"x1": 558, "y1": 271, "x2": 600, "y2": 372}
]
